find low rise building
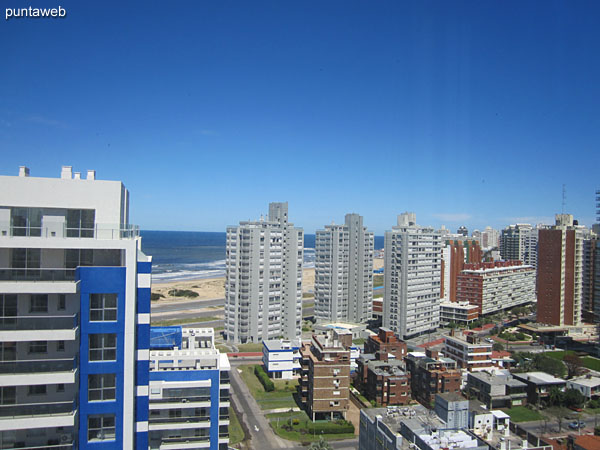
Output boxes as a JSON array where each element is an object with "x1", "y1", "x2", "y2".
[
  {"x1": 405, "y1": 349, "x2": 462, "y2": 408},
  {"x1": 299, "y1": 331, "x2": 351, "y2": 421},
  {"x1": 434, "y1": 392, "x2": 469, "y2": 429},
  {"x1": 262, "y1": 339, "x2": 301, "y2": 379},
  {"x1": 359, "y1": 404, "x2": 489, "y2": 450},
  {"x1": 467, "y1": 370, "x2": 527, "y2": 409},
  {"x1": 148, "y1": 327, "x2": 231, "y2": 450},
  {"x1": 456, "y1": 261, "x2": 536, "y2": 316},
  {"x1": 364, "y1": 327, "x2": 407, "y2": 360},
  {"x1": 314, "y1": 321, "x2": 367, "y2": 340},
  {"x1": 566, "y1": 375, "x2": 600, "y2": 400},
  {"x1": 512, "y1": 372, "x2": 566, "y2": 405},
  {"x1": 443, "y1": 330, "x2": 493, "y2": 372},
  {"x1": 362, "y1": 359, "x2": 411, "y2": 406},
  {"x1": 439, "y1": 301, "x2": 480, "y2": 326}
]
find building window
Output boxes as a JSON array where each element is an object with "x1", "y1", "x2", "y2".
[
  {"x1": 30, "y1": 294, "x2": 48, "y2": 313},
  {"x1": 89, "y1": 294, "x2": 118, "y2": 322},
  {"x1": 28, "y1": 385, "x2": 47, "y2": 396},
  {"x1": 0, "y1": 386, "x2": 16, "y2": 405},
  {"x1": 89, "y1": 334, "x2": 117, "y2": 361},
  {"x1": 88, "y1": 414, "x2": 116, "y2": 441},
  {"x1": 56, "y1": 384, "x2": 65, "y2": 393},
  {"x1": 89, "y1": 374, "x2": 116, "y2": 401},
  {"x1": 57, "y1": 294, "x2": 66, "y2": 311},
  {"x1": 28, "y1": 341, "x2": 47, "y2": 354},
  {"x1": 57, "y1": 340, "x2": 65, "y2": 352}
]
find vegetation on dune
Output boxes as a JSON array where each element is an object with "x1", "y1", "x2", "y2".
[{"x1": 168, "y1": 288, "x2": 199, "y2": 298}]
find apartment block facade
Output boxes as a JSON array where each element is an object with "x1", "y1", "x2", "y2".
[
  {"x1": 443, "y1": 331, "x2": 493, "y2": 372},
  {"x1": 315, "y1": 213, "x2": 374, "y2": 323},
  {"x1": 441, "y1": 239, "x2": 481, "y2": 302},
  {"x1": 0, "y1": 166, "x2": 151, "y2": 450},
  {"x1": 456, "y1": 261, "x2": 536, "y2": 316},
  {"x1": 383, "y1": 213, "x2": 442, "y2": 339},
  {"x1": 299, "y1": 332, "x2": 350, "y2": 421},
  {"x1": 148, "y1": 327, "x2": 230, "y2": 450},
  {"x1": 224, "y1": 202, "x2": 303, "y2": 343},
  {"x1": 405, "y1": 349, "x2": 461, "y2": 408},
  {"x1": 537, "y1": 214, "x2": 584, "y2": 326},
  {"x1": 500, "y1": 224, "x2": 538, "y2": 268}
]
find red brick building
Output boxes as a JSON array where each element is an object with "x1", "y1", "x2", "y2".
[
  {"x1": 405, "y1": 349, "x2": 462, "y2": 408},
  {"x1": 441, "y1": 239, "x2": 482, "y2": 301},
  {"x1": 364, "y1": 327, "x2": 407, "y2": 360},
  {"x1": 537, "y1": 218, "x2": 584, "y2": 326}
]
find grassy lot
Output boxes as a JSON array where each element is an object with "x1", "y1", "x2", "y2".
[
  {"x1": 302, "y1": 293, "x2": 314, "y2": 299},
  {"x1": 151, "y1": 316, "x2": 220, "y2": 326},
  {"x1": 228, "y1": 407, "x2": 245, "y2": 445},
  {"x1": 216, "y1": 344, "x2": 231, "y2": 353},
  {"x1": 373, "y1": 292, "x2": 383, "y2": 299},
  {"x1": 266, "y1": 411, "x2": 355, "y2": 443},
  {"x1": 544, "y1": 351, "x2": 600, "y2": 371},
  {"x1": 238, "y1": 365, "x2": 299, "y2": 410},
  {"x1": 237, "y1": 343, "x2": 265, "y2": 352},
  {"x1": 374, "y1": 275, "x2": 383, "y2": 287},
  {"x1": 503, "y1": 406, "x2": 544, "y2": 422},
  {"x1": 352, "y1": 338, "x2": 365, "y2": 345},
  {"x1": 304, "y1": 302, "x2": 315, "y2": 308}
]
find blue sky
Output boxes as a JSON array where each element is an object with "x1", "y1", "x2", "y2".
[{"x1": 1, "y1": 1, "x2": 599, "y2": 234}]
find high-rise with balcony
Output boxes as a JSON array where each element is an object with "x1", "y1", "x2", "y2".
[
  {"x1": 383, "y1": 213, "x2": 442, "y2": 339},
  {"x1": 224, "y1": 202, "x2": 303, "y2": 343},
  {"x1": 500, "y1": 223, "x2": 538, "y2": 268},
  {"x1": 0, "y1": 166, "x2": 151, "y2": 449},
  {"x1": 148, "y1": 327, "x2": 230, "y2": 450},
  {"x1": 537, "y1": 214, "x2": 585, "y2": 326},
  {"x1": 314, "y1": 213, "x2": 374, "y2": 323}
]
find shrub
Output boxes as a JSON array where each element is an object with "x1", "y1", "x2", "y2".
[
  {"x1": 151, "y1": 292, "x2": 164, "y2": 301},
  {"x1": 306, "y1": 420, "x2": 354, "y2": 435},
  {"x1": 254, "y1": 365, "x2": 274, "y2": 392},
  {"x1": 168, "y1": 289, "x2": 199, "y2": 298},
  {"x1": 588, "y1": 399, "x2": 600, "y2": 409},
  {"x1": 293, "y1": 418, "x2": 300, "y2": 425}
]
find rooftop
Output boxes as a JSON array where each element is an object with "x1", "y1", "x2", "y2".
[
  {"x1": 513, "y1": 372, "x2": 566, "y2": 385},
  {"x1": 263, "y1": 339, "x2": 300, "y2": 351},
  {"x1": 568, "y1": 375, "x2": 600, "y2": 388}
]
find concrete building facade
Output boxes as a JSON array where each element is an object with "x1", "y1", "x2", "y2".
[
  {"x1": 456, "y1": 261, "x2": 536, "y2": 316},
  {"x1": 224, "y1": 202, "x2": 303, "y2": 343},
  {"x1": 0, "y1": 166, "x2": 151, "y2": 450},
  {"x1": 500, "y1": 224, "x2": 538, "y2": 268},
  {"x1": 148, "y1": 327, "x2": 230, "y2": 450},
  {"x1": 383, "y1": 213, "x2": 442, "y2": 339},
  {"x1": 315, "y1": 213, "x2": 374, "y2": 323}
]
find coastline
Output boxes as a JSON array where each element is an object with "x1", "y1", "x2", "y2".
[{"x1": 151, "y1": 258, "x2": 384, "y2": 303}]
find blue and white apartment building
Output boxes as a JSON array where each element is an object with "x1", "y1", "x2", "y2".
[{"x1": 0, "y1": 166, "x2": 229, "y2": 450}]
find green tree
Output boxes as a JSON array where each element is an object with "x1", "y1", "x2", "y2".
[
  {"x1": 533, "y1": 354, "x2": 567, "y2": 378},
  {"x1": 563, "y1": 388, "x2": 585, "y2": 409},
  {"x1": 493, "y1": 342, "x2": 505, "y2": 351},
  {"x1": 308, "y1": 437, "x2": 333, "y2": 450},
  {"x1": 548, "y1": 387, "x2": 565, "y2": 407}
]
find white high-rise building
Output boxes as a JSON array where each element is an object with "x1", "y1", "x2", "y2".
[
  {"x1": 314, "y1": 213, "x2": 374, "y2": 323},
  {"x1": 224, "y1": 202, "x2": 303, "y2": 344},
  {"x1": 500, "y1": 224, "x2": 538, "y2": 267},
  {"x1": 383, "y1": 213, "x2": 442, "y2": 339}
]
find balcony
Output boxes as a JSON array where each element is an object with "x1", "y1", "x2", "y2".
[
  {"x1": 0, "y1": 315, "x2": 78, "y2": 341},
  {"x1": 0, "y1": 269, "x2": 79, "y2": 294},
  {"x1": 0, "y1": 401, "x2": 76, "y2": 431},
  {"x1": 1, "y1": 443, "x2": 74, "y2": 450},
  {"x1": 0, "y1": 358, "x2": 78, "y2": 387},
  {"x1": 155, "y1": 436, "x2": 210, "y2": 450},
  {"x1": 0, "y1": 223, "x2": 139, "y2": 240}
]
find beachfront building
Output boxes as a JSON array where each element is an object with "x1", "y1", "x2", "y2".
[
  {"x1": 224, "y1": 202, "x2": 303, "y2": 343},
  {"x1": 383, "y1": 213, "x2": 442, "y2": 339},
  {"x1": 0, "y1": 166, "x2": 151, "y2": 449},
  {"x1": 262, "y1": 339, "x2": 301, "y2": 379},
  {"x1": 455, "y1": 261, "x2": 536, "y2": 316},
  {"x1": 148, "y1": 327, "x2": 230, "y2": 450},
  {"x1": 443, "y1": 330, "x2": 493, "y2": 372},
  {"x1": 314, "y1": 213, "x2": 374, "y2": 323}
]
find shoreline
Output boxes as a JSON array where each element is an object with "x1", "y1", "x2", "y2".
[{"x1": 151, "y1": 258, "x2": 383, "y2": 303}]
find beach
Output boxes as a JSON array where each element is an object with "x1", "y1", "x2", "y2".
[{"x1": 151, "y1": 257, "x2": 384, "y2": 302}]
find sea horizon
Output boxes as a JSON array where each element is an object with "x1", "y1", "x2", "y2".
[{"x1": 141, "y1": 230, "x2": 384, "y2": 283}]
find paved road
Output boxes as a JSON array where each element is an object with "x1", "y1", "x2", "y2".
[
  {"x1": 230, "y1": 365, "x2": 289, "y2": 449},
  {"x1": 152, "y1": 298, "x2": 224, "y2": 313}
]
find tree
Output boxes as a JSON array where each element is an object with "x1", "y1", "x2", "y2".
[
  {"x1": 308, "y1": 437, "x2": 333, "y2": 450},
  {"x1": 545, "y1": 406, "x2": 569, "y2": 432},
  {"x1": 533, "y1": 354, "x2": 567, "y2": 378},
  {"x1": 563, "y1": 354, "x2": 585, "y2": 379},
  {"x1": 547, "y1": 387, "x2": 565, "y2": 407},
  {"x1": 493, "y1": 342, "x2": 505, "y2": 351},
  {"x1": 564, "y1": 388, "x2": 585, "y2": 409}
]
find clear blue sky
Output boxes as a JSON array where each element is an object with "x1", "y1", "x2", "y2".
[{"x1": 1, "y1": 1, "x2": 599, "y2": 234}]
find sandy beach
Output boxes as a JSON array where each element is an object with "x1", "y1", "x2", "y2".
[{"x1": 151, "y1": 257, "x2": 384, "y2": 303}]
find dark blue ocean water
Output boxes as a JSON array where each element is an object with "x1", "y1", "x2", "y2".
[{"x1": 141, "y1": 230, "x2": 383, "y2": 282}]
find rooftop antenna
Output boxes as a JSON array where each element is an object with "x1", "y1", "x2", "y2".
[
  {"x1": 596, "y1": 189, "x2": 600, "y2": 224},
  {"x1": 561, "y1": 184, "x2": 566, "y2": 214}
]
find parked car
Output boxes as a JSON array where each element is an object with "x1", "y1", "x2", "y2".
[{"x1": 568, "y1": 421, "x2": 585, "y2": 430}]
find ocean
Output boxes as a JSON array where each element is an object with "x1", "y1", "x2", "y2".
[{"x1": 141, "y1": 230, "x2": 384, "y2": 282}]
